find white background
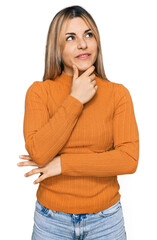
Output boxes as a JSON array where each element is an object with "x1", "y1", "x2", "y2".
[{"x1": 0, "y1": 0, "x2": 156, "y2": 239}]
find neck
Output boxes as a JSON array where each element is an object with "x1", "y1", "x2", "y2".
[
  {"x1": 78, "y1": 70, "x2": 85, "y2": 77},
  {"x1": 63, "y1": 69, "x2": 91, "y2": 78}
]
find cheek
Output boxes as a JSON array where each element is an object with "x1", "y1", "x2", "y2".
[
  {"x1": 89, "y1": 40, "x2": 98, "y2": 54},
  {"x1": 92, "y1": 44, "x2": 98, "y2": 60},
  {"x1": 62, "y1": 45, "x2": 75, "y2": 61}
]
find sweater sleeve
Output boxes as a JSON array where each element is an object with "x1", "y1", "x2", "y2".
[
  {"x1": 60, "y1": 83, "x2": 139, "y2": 177},
  {"x1": 23, "y1": 81, "x2": 84, "y2": 165}
]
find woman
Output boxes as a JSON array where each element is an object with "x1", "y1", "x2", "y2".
[{"x1": 18, "y1": 5, "x2": 139, "y2": 240}]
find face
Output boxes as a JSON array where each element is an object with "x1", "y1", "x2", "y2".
[{"x1": 61, "y1": 17, "x2": 98, "y2": 76}]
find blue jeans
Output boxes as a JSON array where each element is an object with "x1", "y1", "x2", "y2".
[{"x1": 31, "y1": 198, "x2": 127, "y2": 240}]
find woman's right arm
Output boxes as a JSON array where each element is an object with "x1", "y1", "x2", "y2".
[{"x1": 23, "y1": 81, "x2": 83, "y2": 166}]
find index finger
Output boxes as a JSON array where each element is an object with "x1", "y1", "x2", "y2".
[
  {"x1": 17, "y1": 160, "x2": 38, "y2": 167},
  {"x1": 19, "y1": 155, "x2": 32, "y2": 160},
  {"x1": 82, "y1": 65, "x2": 95, "y2": 77}
]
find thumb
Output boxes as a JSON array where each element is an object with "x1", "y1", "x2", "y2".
[{"x1": 72, "y1": 64, "x2": 79, "y2": 80}]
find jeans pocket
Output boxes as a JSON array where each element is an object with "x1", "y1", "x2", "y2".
[
  {"x1": 99, "y1": 199, "x2": 122, "y2": 218},
  {"x1": 36, "y1": 200, "x2": 51, "y2": 217}
]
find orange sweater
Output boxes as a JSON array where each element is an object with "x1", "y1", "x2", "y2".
[{"x1": 23, "y1": 71, "x2": 139, "y2": 214}]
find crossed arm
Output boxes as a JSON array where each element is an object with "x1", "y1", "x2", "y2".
[{"x1": 18, "y1": 81, "x2": 139, "y2": 184}]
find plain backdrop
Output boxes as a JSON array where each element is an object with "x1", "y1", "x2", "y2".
[{"x1": 0, "y1": 0, "x2": 156, "y2": 239}]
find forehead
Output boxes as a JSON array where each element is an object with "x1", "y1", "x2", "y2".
[{"x1": 64, "y1": 17, "x2": 90, "y2": 33}]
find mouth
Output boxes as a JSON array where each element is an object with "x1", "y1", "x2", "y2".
[{"x1": 76, "y1": 53, "x2": 91, "y2": 59}]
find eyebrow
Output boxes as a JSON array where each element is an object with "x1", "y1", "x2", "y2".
[{"x1": 65, "y1": 28, "x2": 92, "y2": 35}]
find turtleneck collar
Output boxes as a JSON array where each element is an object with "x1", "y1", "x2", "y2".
[{"x1": 54, "y1": 70, "x2": 106, "y2": 89}]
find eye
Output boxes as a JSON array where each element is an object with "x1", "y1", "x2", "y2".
[
  {"x1": 86, "y1": 32, "x2": 93, "y2": 38},
  {"x1": 66, "y1": 36, "x2": 75, "y2": 41}
]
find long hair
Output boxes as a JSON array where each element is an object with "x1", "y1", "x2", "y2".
[{"x1": 42, "y1": 5, "x2": 109, "y2": 81}]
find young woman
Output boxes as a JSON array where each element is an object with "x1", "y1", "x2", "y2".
[{"x1": 18, "y1": 5, "x2": 139, "y2": 240}]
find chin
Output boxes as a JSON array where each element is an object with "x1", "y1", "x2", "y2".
[{"x1": 77, "y1": 63, "x2": 94, "y2": 72}]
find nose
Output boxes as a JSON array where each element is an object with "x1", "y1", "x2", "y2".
[{"x1": 77, "y1": 37, "x2": 87, "y2": 49}]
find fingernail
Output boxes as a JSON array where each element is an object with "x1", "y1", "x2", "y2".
[{"x1": 19, "y1": 155, "x2": 23, "y2": 158}]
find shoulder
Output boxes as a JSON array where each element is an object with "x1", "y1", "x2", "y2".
[
  {"x1": 26, "y1": 80, "x2": 50, "y2": 93},
  {"x1": 25, "y1": 80, "x2": 51, "y2": 104},
  {"x1": 96, "y1": 76, "x2": 130, "y2": 95},
  {"x1": 114, "y1": 83, "x2": 131, "y2": 99},
  {"x1": 111, "y1": 82, "x2": 134, "y2": 109},
  {"x1": 97, "y1": 76, "x2": 133, "y2": 105},
  {"x1": 113, "y1": 82, "x2": 131, "y2": 96}
]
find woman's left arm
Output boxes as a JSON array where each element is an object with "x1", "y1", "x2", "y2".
[
  {"x1": 17, "y1": 155, "x2": 62, "y2": 184},
  {"x1": 59, "y1": 84, "x2": 139, "y2": 177}
]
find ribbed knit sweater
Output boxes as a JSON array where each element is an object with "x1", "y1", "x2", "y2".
[{"x1": 23, "y1": 71, "x2": 139, "y2": 214}]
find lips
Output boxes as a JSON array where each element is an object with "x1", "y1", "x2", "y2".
[
  {"x1": 76, "y1": 53, "x2": 91, "y2": 57},
  {"x1": 76, "y1": 53, "x2": 91, "y2": 59}
]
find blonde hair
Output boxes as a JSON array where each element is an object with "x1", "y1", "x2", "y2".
[{"x1": 43, "y1": 5, "x2": 109, "y2": 81}]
